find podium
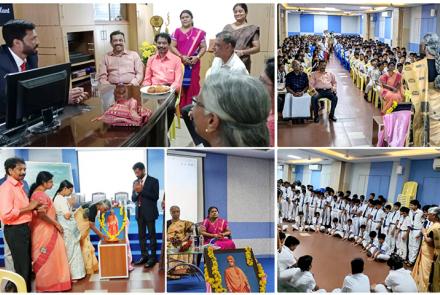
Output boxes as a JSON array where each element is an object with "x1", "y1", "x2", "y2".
[{"x1": 98, "y1": 239, "x2": 129, "y2": 279}]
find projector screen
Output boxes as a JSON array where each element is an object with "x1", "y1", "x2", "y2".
[
  {"x1": 77, "y1": 149, "x2": 146, "y2": 202},
  {"x1": 166, "y1": 153, "x2": 204, "y2": 223}
]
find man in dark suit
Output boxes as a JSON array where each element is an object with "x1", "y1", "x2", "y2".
[
  {"x1": 0, "y1": 19, "x2": 39, "y2": 116},
  {"x1": 131, "y1": 162, "x2": 159, "y2": 268},
  {"x1": 0, "y1": 19, "x2": 89, "y2": 118}
]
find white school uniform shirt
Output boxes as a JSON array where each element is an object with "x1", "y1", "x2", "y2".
[
  {"x1": 410, "y1": 209, "x2": 423, "y2": 230},
  {"x1": 400, "y1": 216, "x2": 411, "y2": 231},
  {"x1": 383, "y1": 211, "x2": 393, "y2": 228},
  {"x1": 317, "y1": 198, "x2": 325, "y2": 210},
  {"x1": 373, "y1": 208, "x2": 385, "y2": 223},
  {"x1": 341, "y1": 273, "x2": 371, "y2": 292},
  {"x1": 280, "y1": 186, "x2": 286, "y2": 194},
  {"x1": 309, "y1": 196, "x2": 317, "y2": 208},
  {"x1": 331, "y1": 200, "x2": 340, "y2": 213},
  {"x1": 377, "y1": 241, "x2": 392, "y2": 255},
  {"x1": 278, "y1": 245, "x2": 296, "y2": 271},
  {"x1": 312, "y1": 216, "x2": 322, "y2": 226},
  {"x1": 298, "y1": 194, "x2": 306, "y2": 208},
  {"x1": 279, "y1": 268, "x2": 316, "y2": 293},
  {"x1": 384, "y1": 268, "x2": 417, "y2": 292},
  {"x1": 362, "y1": 231, "x2": 370, "y2": 241},
  {"x1": 390, "y1": 210, "x2": 401, "y2": 226},
  {"x1": 357, "y1": 228, "x2": 365, "y2": 238}
]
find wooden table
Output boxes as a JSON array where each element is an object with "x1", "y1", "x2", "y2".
[{"x1": 2, "y1": 85, "x2": 175, "y2": 147}]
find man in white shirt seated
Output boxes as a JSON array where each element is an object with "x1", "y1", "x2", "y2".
[
  {"x1": 333, "y1": 258, "x2": 371, "y2": 292},
  {"x1": 373, "y1": 254, "x2": 417, "y2": 292},
  {"x1": 278, "y1": 236, "x2": 300, "y2": 272},
  {"x1": 205, "y1": 31, "x2": 248, "y2": 77}
]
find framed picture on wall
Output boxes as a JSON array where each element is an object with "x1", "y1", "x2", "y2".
[{"x1": 204, "y1": 248, "x2": 265, "y2": 293}]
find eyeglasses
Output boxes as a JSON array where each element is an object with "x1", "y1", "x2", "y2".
[{"x1": 192, "y1": 96, "x2": 205, "y2": 108}]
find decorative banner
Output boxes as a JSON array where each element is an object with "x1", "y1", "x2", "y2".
[{"x1": 0, "y1": 4, "x2": 14, "y2": 26}]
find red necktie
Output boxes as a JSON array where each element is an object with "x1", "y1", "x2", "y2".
[
  {"x1": 20, "y1": 63, "x2": 26, "y2": 72},
  {"x1": 138, "y1": 179, "x2": 143, "y2": 207}
]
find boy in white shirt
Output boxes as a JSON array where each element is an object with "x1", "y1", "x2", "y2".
[
  {"x1": 374, "y1": 255, "x2": 418, "y2": 292},
  {"x1": 307, "y1": 211, "x2": 322, "y2": 232},
  {"x1": 387, "y1": 202, "x2": 401, "y2": 252},
  {"x1": 333, "y1": 258, "x2": 371, "y2": 292},
  {"x1": 342, "y1": 219, "x2": 355, "y2": 241},
  {"x1": 278, "y1": 235, "x2": 300, "y2": 271},
  {"x1": 370, "y1": 233, "x2": 392, "y2": 261},
  {"x1": 397, "y1": 207, "x2": 411, "y2": 261},
  {"x1": 407, "y1": 200, "x2": 423, "y2": 265},
  {"x1": 362, "y1": 230, "x2": 377, "y2": 250},
  {"x1": 354, "y1": 224, "x2": 367, "y2": 246},
  {"x1": 292, "y1": 211, "x2": 306, "y2": 232}
]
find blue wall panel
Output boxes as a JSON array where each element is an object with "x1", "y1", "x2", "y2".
[
  {"x1": 229, "y1": 222, "x2": 274, "y2": 239},
  {"x1": 367, "y1": 162, "x2": 393, "y2": 198},
  {"x1": 295, "y1": 165, "x2": 304, "y2": 183},
  {"x1": 328, "y1": 15, "x2": 341, "y2": 33},
  {"x1": 61, "y1": 149, "x2": 80, "y2": 192},
  {"x1": 384, "y1": 17, "x2": 392, "y2": 39},
  {"x1": 204, "y1": 153, "x2": 228, "y2": 217},
  {"x1": 409, "y1": 159, "x2": 440, "y2": 205},
  {"x1": 300, "y1": 14, "x2": 314, "y2": 33},
  {"x1": 311, "y1": 170, "x2": 321, "y2": 189}
]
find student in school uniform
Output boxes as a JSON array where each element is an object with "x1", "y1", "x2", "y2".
[
  {"x1": 370, "y1": 233, "x2": 392, "y2": 261},
  {"x1": 307, "y1": 211, "x2": 322, "y2": 232},
  {"x1": 363, "y1": 230, "x2": 377, "y2": 250},
  {"x1": 292, "y1": 211, "x2": 305, "y2": 232},
  {"x1": 381, "y1": 204, "x2": 392, "y2": 237},
  {"x1": 343, "y1": 219, "x2": 356, "y2": 240},
  {"x1": 323, "y1": 190, "x2": 333, "y2": 227},
  {"x1": 279, "y1": 255, "x2": 322, "y2": 292},
  {"x1": 330, "y1": 195, "x2": 341, "y2": 224},
  {"x1": 278, "y1": 236, "x2": 300, "y2": 271},
  {"x1": 281, "y1": 196, "x2": 289, "y2": 221},
  {"x1": 397, "y1": 207, "x2": 411, "y2": 261},
  {"x1": 286, "y1": 197, "x2": 294, "y2": 222},
  {"x1": 354, "y1": 224, "x2": 367, "y2": 245},
  {"x1": 315, "y1": 193, "x2": 326, "y2": 219},
  {"x1": 333, "y1": 258, "x2": 371, "y2": 292},
  {"x1": 367, "y1": 200, "x2": 379, "y2": 233},
  {"x1": 361, "y1": 200, "x2": 374, "y2": 230},
  {"x1": 331, "y1": 218, "x2": 344, "y2": 237},
  {"x1": 303, "y1": 186, "x2": 313, "y2": 223},
  {"x1": 387, "y1": 202, "x2": 401, "y2": 253},
  {"x1": 298, "y1": 190, "x2": 306, "y2": 222},
  {"x1": 407, "y1": 200, "x2": 423, "y2": 265},
  {"x1": 372, "y1": 200, "x2": 386, "y2": 233},
  {"x1": 374, "y1": 255, "x2": 418, "y2": 292},
  {"x1": 307, "y1": 191, "x2": 318, "y2": 225}
]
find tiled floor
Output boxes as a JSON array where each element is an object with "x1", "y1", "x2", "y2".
[
  {"x1": 68, "y1": 264, "x2": 164, "y2": 293},
  {"x1": 280, "y1": 222, "x2": 393, "y2": 291},
  {"x1": 278, "y1": 54, "x2": 382, "y2": 147}
]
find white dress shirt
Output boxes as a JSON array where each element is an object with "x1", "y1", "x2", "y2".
[
  {"x1": 8, "y1": 47, "x2": 26, "y2": 72},
  {"x1": 206, "y1": 53, "x2": 249, "y2": 77},
  {"x1": 341, "y1": 273, "x2": 371, "y2": 292}
]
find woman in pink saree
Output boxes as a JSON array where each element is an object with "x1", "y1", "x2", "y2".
[
  {"x1": 200, "y1": 206, "x2": 236, "y2": 250},
  {"x1": 29, "y1": 171, "x2": 72, "y2": 292},
  {"x1": 170, "y1": 10, "x2": 207, "y2": 110},
  {"x1": 379, "y1": 61, "x2": 404, "y2": 112}
]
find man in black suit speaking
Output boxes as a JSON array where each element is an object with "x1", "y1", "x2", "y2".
[{"x1": 131, "y1": 162, "x2": 159, "y2": 268}]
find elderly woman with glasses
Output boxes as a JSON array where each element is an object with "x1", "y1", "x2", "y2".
[{"x1": 191, "y1": 71, "x2": 270, "y2": 147}]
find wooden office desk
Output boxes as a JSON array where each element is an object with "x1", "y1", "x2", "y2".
[{"x1": 8, "y1": 85, "x2": 175, "y2": 147}]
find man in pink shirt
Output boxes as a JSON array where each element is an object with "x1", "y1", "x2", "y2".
[
  {"x1": 0, "y1": 157, "x2": 40, "y2": 292},
  {"x1": 98, "y1": 31, "x2": 144, "y2": 86},
  {"x1": 309, "y1": 60, "x2": 338, "y2": 123},
  {"x1": 143, "y1": 33, "x2": 183, "y2": 130}
]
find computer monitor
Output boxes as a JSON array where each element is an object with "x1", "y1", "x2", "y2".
[{"x1": 5, "y1": 63, "x2": 71, "y2": 132}]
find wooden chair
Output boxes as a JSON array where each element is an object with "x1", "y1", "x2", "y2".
[
  {"x1": 0, "y1": 269, "x2": 27, "y2": 293},
  {"x1": 169, "y1": 64, "x2": 185, "y2": 141}
]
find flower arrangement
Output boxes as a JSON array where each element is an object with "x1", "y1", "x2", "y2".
[
  {"x1": 245, "y1": 246, "x2": 267, "y2": 292},
  {"x1": 205, "y1": 247, "x2": 227, "y2": 293},
  {"x1": 385, "y1": 100, "x2": 399, "y2": 114},
  {"x1": 99, "y1": 205, "x2": 128, "y2": 241},
  {"x1": 139, "y1": 41, "x2": 157, "y2": 64}
]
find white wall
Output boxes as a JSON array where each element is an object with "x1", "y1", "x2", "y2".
[
  {"x1": 288, "y1": 13, "x2": 300, "y2": 33},
  {"x1": 348, "y1": 162, "x2": 371, "y2": 196},
  {"x1": 341, "y1": 16, "x2": 360, "y2": 34},
  {"x1": 28, "y1": 149, "x2": 63, "y2": 162}
]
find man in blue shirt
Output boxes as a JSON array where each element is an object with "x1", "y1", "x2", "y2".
[{"x1": 282, "y1": 60, "x2": 311, "y2": 119}]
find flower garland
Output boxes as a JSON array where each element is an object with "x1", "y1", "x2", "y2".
[
  {"x1": 385, "y1": 100, "x2": 399, "y2": 114},
  {"x1": 98, "y1": 205, "x2": 128, "y2": 241},
  {"x1": 205, "y1": 247, "x2": 227, "y2": 293},
  {"x1": 245, "y1": 246, "x2": 267, "y2": 293}
]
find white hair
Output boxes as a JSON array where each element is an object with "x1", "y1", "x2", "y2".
[
  {"x1": 423, "y1": 33, "x2": 440, "y2": 88},
  {"x1": 201, "y1": 71, "x2": 270, "y2": 147},
  {"x1": 428, "y1": 206, "x2": 440, "y2": 218}
]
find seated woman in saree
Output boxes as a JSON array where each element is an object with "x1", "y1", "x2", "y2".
[
  {"x1": 200, "y1": 206, "x2": 235, "y2": 250},
  {"x1": 53, "y1": 180, "x2": 86, "y2": 281},
  {"x1": 29, "y1": 171, "x2": 72, "y2": 292},
  {"x1": 379, "y1": 61, "x2": 404, "y2": 112},
  {"x1": 74, "y1": 198, "x2": 111, "y2": 275},
  {"x1": 167, "y1": 205, "x2": 193, "y2": 278},
  {"x1": 223, "y1": 3, "x2": 260, "y2": 73},
  {"x1": 170, "y1": 10, "x2": 206, "y2": 110}
]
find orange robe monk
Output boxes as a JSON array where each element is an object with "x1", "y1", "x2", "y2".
[
  {"x1": 224, "y1": 256, "x2": 251, "y2": 292},
  {"x1": 107, "y1": 211, "x2": 119, "y2": 237}
]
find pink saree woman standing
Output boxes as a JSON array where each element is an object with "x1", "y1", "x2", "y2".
[
  {"x1": 379, "y1": 61, "x2": 404, "y2": 112},
  {"x1": 29, "y1": 171, "x2": 72, "y2": 292},
  {"x1": 170, "y1": 10, "x2": 207, "y2": 110},
  {"x1": 200, "y1": 206, "x2": 236, "y2": 250}
]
